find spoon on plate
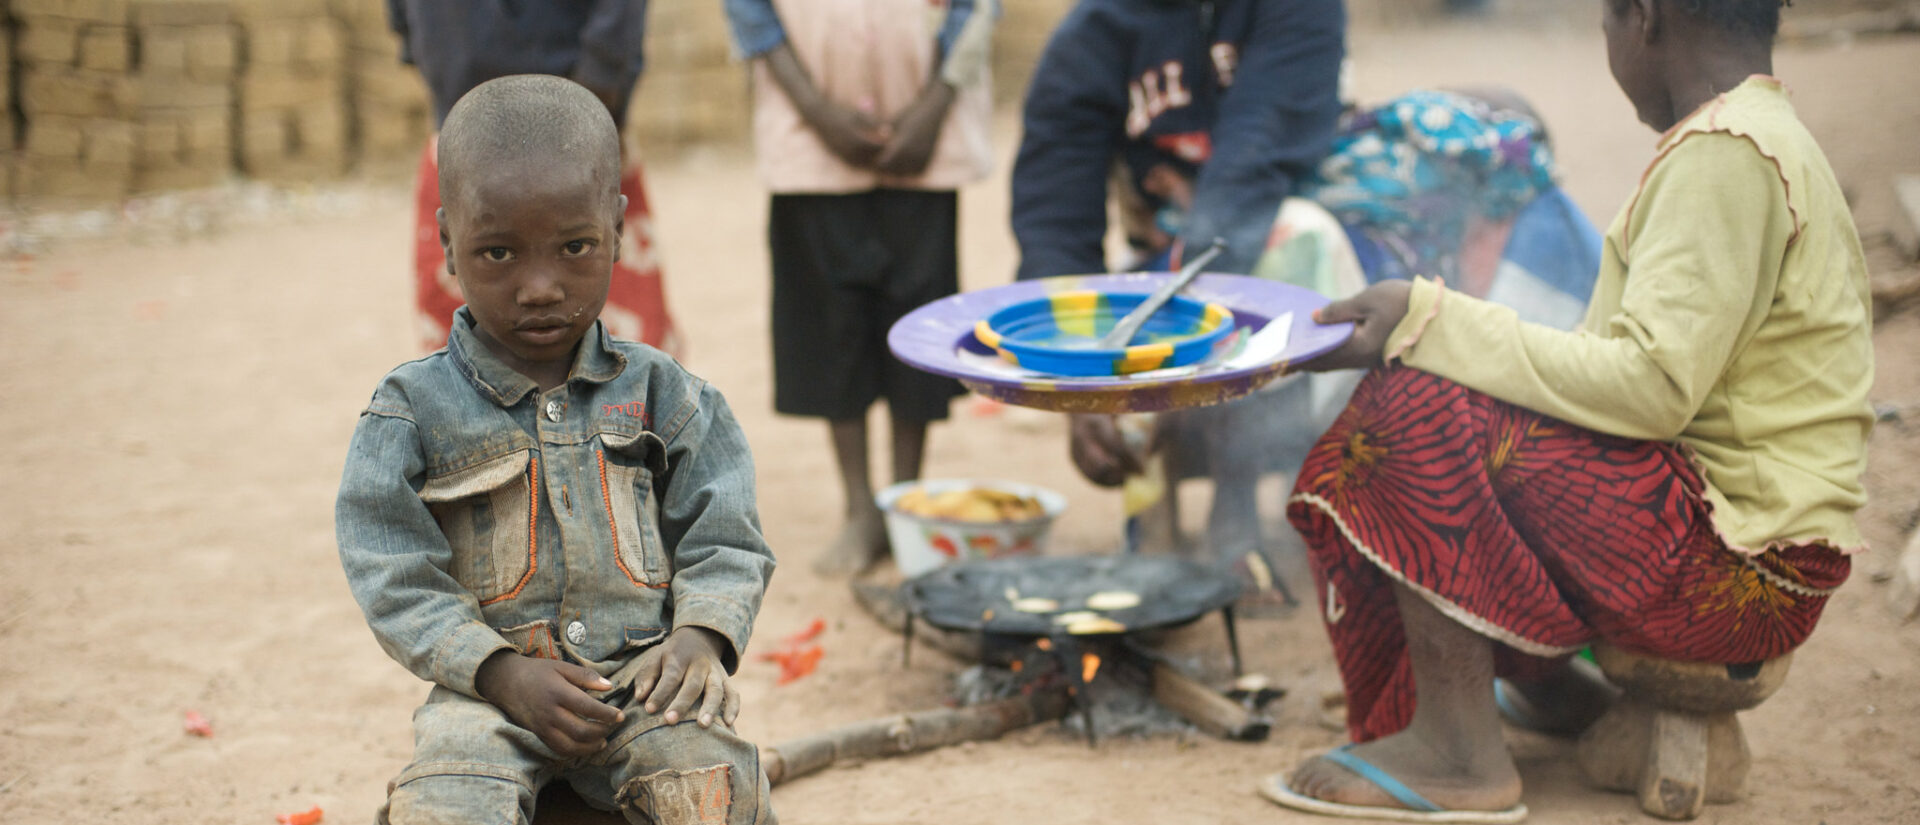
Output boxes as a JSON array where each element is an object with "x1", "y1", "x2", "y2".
[{"x1": 1097, "y1": 237, "x2": 1228, "y2": 349}]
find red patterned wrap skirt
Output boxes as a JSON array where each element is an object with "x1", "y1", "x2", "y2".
[
  {"x1": 411, "y1": 140, "x2": 681, "y2": 356},
  {"x1": 1286, "y1": 366, "x2": 1849, "y2": 743}
]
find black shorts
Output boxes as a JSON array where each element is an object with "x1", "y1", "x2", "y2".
[{"x1": 769, "y1": 189, "x2": 966, "y2": 421}]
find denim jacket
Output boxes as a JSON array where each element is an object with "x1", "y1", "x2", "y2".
[{"x1": 336, "y1": 309, "x2": 775, "y2": 699}]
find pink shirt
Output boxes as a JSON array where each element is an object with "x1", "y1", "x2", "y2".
[{"x1": 751, "y1": 0, "x2": 994, "y2": 194}]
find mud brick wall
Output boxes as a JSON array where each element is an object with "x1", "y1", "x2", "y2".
[
  {"x1": 14, "y1": 0, "x2": 139, "y2": 200},
  {"x1": 129, "y1": 0, "x2": 239, "y2": 193},
  {"x1": 0, "y1": 0, "x2": 1086, "y2": 206},
  {"x1": 627, "y1": 0, "x2": 746, "y2": 148},
  {"x1": 329, "y1": 0, "x2": 428, "y2": 161},
  {"x1": 231, "y1": 0, "x2": 348, "y2": 182},
  {"x1": 994, "y1": 0, "x2": 1075, "y2": 104},
  {"x1": 10, "y1": 0, "x2": 242, "y2": 200},
  {"x1": 1, "y1": 10, "x2": 14, "y2": 200}
]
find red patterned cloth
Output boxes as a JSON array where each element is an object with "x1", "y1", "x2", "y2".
[
  {"x1": 1287, "y1": 366, "x2": 1849, "y2": 743},
  {"x1": 411, "y1": 140, "x2": 681, "y2": 356}
]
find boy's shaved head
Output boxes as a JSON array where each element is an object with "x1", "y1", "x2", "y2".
[
  {"x1": 433, "y1": 74, "x2": 627, "y2": 390},
  {"x1": 437, "y1": 74, "x2": 622, "y2": 209}
]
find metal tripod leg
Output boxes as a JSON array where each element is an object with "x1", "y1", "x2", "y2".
[
  {"x1": 1222, "y1": 606, "x2": 1244, "y2": 678},
  {"x1": 901, "y1": 614, "x2": 914, "y2": 668}
]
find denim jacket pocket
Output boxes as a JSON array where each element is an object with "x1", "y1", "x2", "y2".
[
  {"x1": 599, "y1": 430, "x2": 672, "y2": 588},
  {"x1": 496, "y1": 619, "x2": 561, "y2": 659},
  {"x1": 419, "y1": 449, "x2": 537, "y2": 605}
]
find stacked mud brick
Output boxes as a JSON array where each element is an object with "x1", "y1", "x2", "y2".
[
  {"x1": 14, "y1": 0, "x2": 139, "y2": 200},
  {"x1": 330, "y1": 0, "x2": 430, "y2": 165},
  {"x1": 1, "y1": 10, "x2": 14, "y2": 199},
  {"x1": 128, "y1": 0, "x2": 240, "y2": 192},
  {"x1": 991, "y1": 0, "x2": 1075, "y2": 103},
  {"x1": 627, "y1": 0, "x2": 745, "y2": 147},
  {"x1": 231, "y1": 0, "x2": 349, "y2": 181},
  {"x1": 14, "y1": 0, "x2": 243, "y2": 199}
]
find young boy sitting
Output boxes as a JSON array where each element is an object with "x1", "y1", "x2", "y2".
[
  {"x1": 335, "y1": 75, "x2": 776, "y2": 825},
  {"x1": 1263, "y1": 0, "x2": 1869, "y2": 821}
]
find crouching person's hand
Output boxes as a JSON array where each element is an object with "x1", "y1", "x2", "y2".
[
  {"x1": 633, "y1": 626, "x2": 741, "y2": 729},
  {"x1": 475, "y1": 650, "x2": 625, "y2": 758},
  {"x1": 1068, "y1": 414, "x2": 1147, "y2": 488},
  {"x1": 1292, "y1": 280, "x2": 1414, "y2": 373}
]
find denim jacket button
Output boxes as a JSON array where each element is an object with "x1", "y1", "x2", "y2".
[
  {"x1": 565, "y1": 620, "x2": 586, "y2": 645},
  {"x1": 545, "y1": 400, "x2": 564, "y2": 422}
]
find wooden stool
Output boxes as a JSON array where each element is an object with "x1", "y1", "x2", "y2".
[
  {"x1": 531, "y1": 783, "x2": 626, "y2": 825},
  {"x1": 1575, "y1": 642, "x2": 1792, "y2": 820}
]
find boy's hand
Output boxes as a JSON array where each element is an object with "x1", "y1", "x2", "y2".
[
  {"x1": 1292, "y1": 281, "x2": 1415, "y2": 373},
  {"x1": 762, "y1": 43, "x2": 888, "y2": 169},
  {"x1": 803, "y1": 101, "x2": 890, "y2": 169},
  {"x1": 475, "y1": 651, "x2": 625, "y2": 758},
  {"x1": 874, "y1": 81, "x2": 957, "y2": 177},
  {"x1": 632, "y1": 627, "x2": 741, "y2": 729}
]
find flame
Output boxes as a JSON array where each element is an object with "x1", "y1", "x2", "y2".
[
  {"x1": 1010, "y1": 660, "x2": 1025, "y2": 673},
  {"x1": 1082, "y1": 652, "x2": 1102, "y2": 683},
  {"x1": 1035, "y1": 638, "x2": 1053, "y2": 652}
]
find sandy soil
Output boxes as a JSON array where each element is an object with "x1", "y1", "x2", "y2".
[{"x1": 3, "y1": 16, "x2": 1919, "y2": 825}]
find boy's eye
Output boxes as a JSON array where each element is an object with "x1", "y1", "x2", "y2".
[
  {"x1": 480, "y1": 247, "x2": 514, "y2": 263},
  {"x1": 562, "y1": 239, "x2": 596, "y2": 256}
]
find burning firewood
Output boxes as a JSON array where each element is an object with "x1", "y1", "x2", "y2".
[{"x1": 1150, "y1": 662, "x2": 1272, "y2": 742}]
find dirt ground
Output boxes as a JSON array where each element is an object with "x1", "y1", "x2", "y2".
[{"x1": 3, "y1": 14, "x2": 1919, "y2": 825}]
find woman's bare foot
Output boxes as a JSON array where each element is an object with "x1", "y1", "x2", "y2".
[
  {"x1": 1288, "y1": 728, "x2": 1523, "y2": 813},
  {"x1": 814, "y1": 504, "x2": 888, "y2": 577},
  {"x1": 1284, "y1": 582, "x2": 1523, "y2": 814}
]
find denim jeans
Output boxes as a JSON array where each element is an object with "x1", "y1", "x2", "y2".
[{"x1": 381, "y1": 687, "x2": 774, "y2": 825}]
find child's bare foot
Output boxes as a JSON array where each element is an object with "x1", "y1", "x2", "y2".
[
  {"x1": 814, "y1": 505, "x2": 888, "y2": 577},
  {"x1": 1287, "y1": 727, "x2": 1523, "y2": 814}
]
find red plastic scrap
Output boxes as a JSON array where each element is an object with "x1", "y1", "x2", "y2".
[
  {"x1": 782, "y1": 617, "x2": 826, "y2": 646},
  {"x1": 276, "y1": 806, "x2": 323, "y2": 825},
  {"x1": 758, "y1": 618, "x2": 828, "y2": 684},
  {"x1": 776, "y1": 645, "x2": 824, "y2": 684},
  {"x1": 182, "y1": 710, "x2": 213, "y2": 738}
]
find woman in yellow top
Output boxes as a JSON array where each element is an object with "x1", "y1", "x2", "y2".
[{"x1": 1261, "y1": 1, "x2": 1871, "y2": 821}]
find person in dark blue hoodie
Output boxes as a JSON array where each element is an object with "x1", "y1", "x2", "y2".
[
  {"x1": 1009, "y1": 0, "x2": 1346, "y2": 595},
  {"x1": 1012, "y1": 0, "x2": 1346, "y2": 284}
]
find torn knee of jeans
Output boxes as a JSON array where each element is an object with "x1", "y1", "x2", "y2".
[{"x1": 616, "y1": 764, "x2": 734, "y2": 824}]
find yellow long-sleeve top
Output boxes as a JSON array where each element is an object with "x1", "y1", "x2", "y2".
[{"x1": 1382, "y1": 76, "x2": 1872, "y2": 554}]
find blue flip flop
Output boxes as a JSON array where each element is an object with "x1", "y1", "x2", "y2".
[{"x1": 1257, "y1": 744, "x2": 1528, "y2": 824}]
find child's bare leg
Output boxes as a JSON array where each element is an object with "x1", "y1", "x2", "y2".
[
  {"x1": 1289, "y1": 583, "x2": 1522, "y2": 812},
  {"x1": 817, "y1": 417, "x2": 887, "y2": 576},
  {"x1": 889, "y1": 414, "x2": 929, "y2": 486}
]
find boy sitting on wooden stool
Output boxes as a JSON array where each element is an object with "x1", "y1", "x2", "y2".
[{"x1": 336, "y1": 75, "x2": 777, "y2": 825}]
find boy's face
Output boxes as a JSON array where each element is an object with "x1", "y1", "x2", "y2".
[{"x1": 438, "y1": 157, "x2": 622, "y2": 385}]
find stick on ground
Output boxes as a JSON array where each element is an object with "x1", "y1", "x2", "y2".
[{"x1": 761, "y1": 686, "x2": 1072, "y2": 787}]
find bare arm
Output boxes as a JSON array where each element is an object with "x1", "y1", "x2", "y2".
[{"x1": 761, "y1": 43, "x2": 887, "y2": 169}]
